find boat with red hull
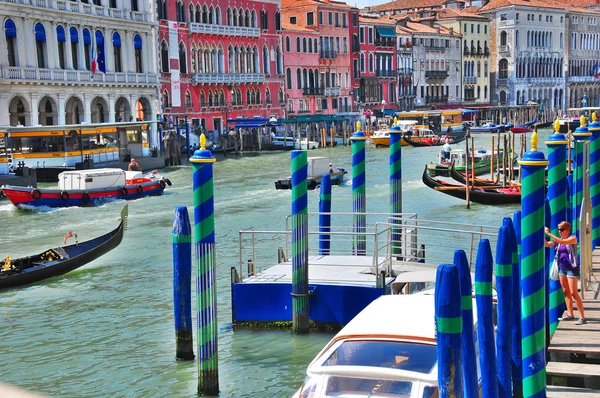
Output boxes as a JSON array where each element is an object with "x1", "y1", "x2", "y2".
[{"x1": 1, "y1": 169, "x2": 170, "y2": 209}]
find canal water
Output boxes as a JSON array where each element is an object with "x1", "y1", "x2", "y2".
[{"x1": 0, "y1": 129, "x2": 551, "y2": 397}]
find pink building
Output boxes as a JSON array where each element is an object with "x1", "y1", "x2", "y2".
[
  {"x1": 358, "y1": 15, "x2": 398, "y2": 117},
  {"x1": 282, "y1": 0, "x2": 360, "y2": 117}
]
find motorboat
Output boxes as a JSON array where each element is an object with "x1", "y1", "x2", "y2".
[
  {"x1": 292, "y1": 294, "x2": 480, "y2": 398},
  {"x1": 427, "y1": 148, "x2": 514, "y2": 177},
  {"x1": 295, "y1": 138, "x2": 319, "y2": 150},
  {"x1": 275, "y1": 157, "x2": 347, "y2": 190},
  {"x1": 2, "y1": 168, "x2": 171, "y2": 209},
  {"x1": 468, "y1": 122, "x2": 503, "y2": 134},
  {"x1": 371, "y1": 120, "x2": 418, "y2": 147}
]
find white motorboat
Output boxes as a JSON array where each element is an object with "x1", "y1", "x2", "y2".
[{"x1": 295, "y1": 138, "x2": 319, "y2": 150}]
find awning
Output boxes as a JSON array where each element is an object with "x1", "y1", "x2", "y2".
[
  {"x1": 461, "y1": 109, "x2": 478, "y2": 114},
  {"x1": 279, "y1": 115, "x2": 349, "y2": 123},
  {"x1": 376, "y1": 26, "x2": 396, "y2": 38},
  {"x1": 383, "y1": 109, "x2": 397, "y2": 116}
]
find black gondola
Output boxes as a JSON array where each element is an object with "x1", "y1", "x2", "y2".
[
  {"x1": 0, "y1": 205, "x2": 128, "y2": 290},
  {"x1": 404, "y1": 134, "x2": 467, "y2": 148},
  {"x1": 422, "y1": 167, "x2": 521, "y2": 205},
  {"x1": 449, "y1": 163, "x2": 500, "y2": 187}
]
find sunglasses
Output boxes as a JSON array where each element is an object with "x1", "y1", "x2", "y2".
[{"x1": 558, "y1": 228, "x2": 565, "y2": 232}]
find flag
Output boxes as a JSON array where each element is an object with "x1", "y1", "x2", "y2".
[
  {"x1": 593, "y1": 62, "x2": 599, "y2": 79},
  {"x1": 91, "y1": 36, "x2": 97, "y2": 76}
]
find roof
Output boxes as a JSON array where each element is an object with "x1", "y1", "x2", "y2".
[
  {"x1": 479, "y1": 0, "x2": 573, "y2": 12},
  {"x1": 359, "y1": 15, "x2": 397, "y2": 25},
  {"x1": 395, "y1": 20, "x2": 461, "y2": 36},
  {"x1": 555, "y1": 0, "x2": 600, "y2": 6},
  {"x1": 436, "y1": 7, "x2": 489, "y2": 20},
  {"x1": 370, "y1": 0, "x2": 446, "y2": 13},
  {"x1": 281, "y1": 21, "x2": 319, "y2": 33},
  {"x1": 282, "y1": 0, "x2": 358, "y2": 11}
]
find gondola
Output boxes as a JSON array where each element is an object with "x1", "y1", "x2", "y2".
[
  {"x1": 0, "y1": 205, "x2": 128, "y2": 290},
  {"x1": 404, "y1": 134, "x2": 466, "y2": 148},
  {"x1": 422, "y1": 167, "x2": 521, "y2": 205},
  {"x1": 449, "y1": 163, "x2": 500, "y2": 187}
]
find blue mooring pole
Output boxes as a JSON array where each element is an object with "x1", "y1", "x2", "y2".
[
  {"x1": 454, "y1": 250, "x2": 478, "y2": 398},
  {"x1": 172, "y1": 206, "x2": 194, "y2": 361},
  {"x1": 351, "y1": 124, "x2": 367, "y2": 256},
  {"x1": 475, "y1": 238, "x2": 498, "y2": 397},
  {"x1": 319, "y1": 173, "x2": 332, "y2": 255},
  {"x1": 291, "y1": 150, "x2": 309, "y2": 334},
  {"x1": 511, "y1": 210, "x2": 523, "y2": 397},
  {"x1": 389, "y1": 122, "x2": 402, "y2": 257},
  {"x1": 434, "y1": 263, "x2": 463, "y2": 397},
  {"x1": 495, "y1": 224, "x2": 513, "y2": 398}
]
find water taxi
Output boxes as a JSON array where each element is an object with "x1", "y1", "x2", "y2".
[
  {"x1": 292, "y1": 294, "x2": 479, "y2": 398},
  {"x1": 275, "y1": 157, "x2": 346, "y2": 190},
  {"x1": 427, "y1": 148, "x2": 513, "y2": 177},
  {"x1": 396, "y1": 110, "x2": 465, "y2": 136}
]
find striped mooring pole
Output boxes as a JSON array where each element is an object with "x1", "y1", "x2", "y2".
[
  {"x1": 190, "y1": 134, "x2": 219, "y2": 395},
  {"x1": 351, "y1": 122, "x2": 367, "y2": 256},
  {"x1": 172, "y1": 206, "x2": 195, "y2": 361},
  {"x1": 496, "y1": 224, "x2": 513, "y2": 398},
  {"x1": 546, "y1": 122, "x2": 568, "y2": 336},
  {"x1": 518, "y1": 131, "x2": 549, "y2": 398},
  {"x1": 434, "y1": 263, "x2": 463, "y2": 397},
  {"x1": 291, "y1": 150, "x2": 310, "y2": 333},
  {"x1": 572, "y1": 115, "x2": 591, "y2": 243},
  {"x1": 389, "y1": 122, "x2": 403, "y2": 257},
  {"x1": 454, "y1": 250, "x2": 478, "y2": 398},
  {"x1": 589, "y1": 112, "x2": 600, "y2": 248},
  {"x1": 319, "y1": 173, "x2": 332, "y2": 255},
  {"x1": 474, "y1": 238, "x2": 498, "y2": 397},
  {"x1": 507, "y1": 214, "x2": 523, "y2": 398}
]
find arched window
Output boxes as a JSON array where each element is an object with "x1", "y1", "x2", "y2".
[
  {"x1": 208, "y1": 90, "x2": 214, "y2": 107},
  {"x1": 500, "y1": 31, "x2": 507, "y2": 46},
  {"x1": 179, "y1": 42, "x2": 187, "y2": 73},
  {"x1": 162, "y1": 90, "x2": 170, "y2": 109},
  {"x1": 296, "y1": 68, "x2": 302, "y2": 89},
  {"x1": 200, "y1": 91, "x2": 206, "y2": 107},
  {"x1": 296, "y1": 37, "x2": 301, "y2": 52},
  {"x1": 477, "y1": 61, "x2": 481, "y2": 77},
  {"x1": 95, "y1": 30, "x2": 105, "y2": 73},
  {"x1": 209, "y1": 6, "x2": 214, "y2": 24},
  {"x1": 131, "y1": 0, "x2": 138, "y2": 12},
  {"x1": 314, "y1": 38, "x2": 318, "y2": 53},
  {"x1": 263, "y1": 46, "x2": 269, "y2": 74},
  {"x1": 83, "y1": 29, "x2": 91, "y2": 70},
  {"x1": 360, "y1": 53, "x2": 365, "y2": 72},
  {"x1": 176, "y1": 1, "x2": 185, "y2": 22},
  {"x1": 484, "y1": 61, "x2": 488, "y2": 77},
  {"x1": 161, "y1": 41, "x2": 169, "y2": 72},
  {"x1": 56, "y1": 25, "x2": 66, "y2": 69},
  {"x1": 162, "y1": 0, "x2": 168, "y2": 20},
  {"x1": 308, "y1": 38, "x2": 313, "y2": 53},
  {"x1": 286, "y1": 67, "x2": 292, "y2": 89},
  {"x1": 185, "y1": 91, "x2": 192, "y2": 108},
  {"x1": 35, "y1": 23, "x2": 47, "y2": 69},
  {"x1": 189, "y1": 4, "x2": 195, "y2": 22},
  {"x1": 196, "y1": 5, "x2": 201, "y2": 22},
  {"x1": 156, "y1": 0, "x2": 163, "y2": 19},
  {"x1": 285, "y1": 36, "x2": 291, "y2": 52},
  {"x1": 113, "y1": 32, "x2": 122, "y2": 72},
  {"x1": 499, "y1": 58, "x2": 508, "y2": 79},
  {"x1": 303, "y1": 37, "x2": 307, "y2": 53},
  {"x1": 279, "y1": 88, "x2": 284, "y2": 104},
  {"x1": 134, "y1": 35, "x2": 143, "y2": 73},
  {"x1": 368, "y1": 53, "x2": 374, "y2": 72},
  {"x1": 516, "y1": 31, "x2": 519, "y2": 47},
  {"x1": 276, "y1": 46, "x2": 283, "y2": 75},
  {"x1": 5, "y1": 19, "x2": 17, "y2": 67}
]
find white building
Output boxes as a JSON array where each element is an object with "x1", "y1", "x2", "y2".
[
  {"x1": 0, "y1": 0, "x2": 159, "y2": 135},
  {"x1": 396, "y1": 26, "x2": 414, "y2": 111}
]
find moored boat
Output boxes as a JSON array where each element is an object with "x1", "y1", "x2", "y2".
[
  {"x1": 449, "y1": 163, "x2": 500, "y2": 187},
  {"x1": 427, "y1": 147, "x2": 514, "y2": 177},
  {"x1": 422, "y1": 167, "x2": 521, "y2": 205},
  {"x1": 404, "y1": 133, "x2": 466, "y2": 148},
  {"x1": 468, "y1": 122, "x2": 503, "y2": 133},
  {"x1": 2, "y1": 168, "x2": 170, "y2": 209},
  {"x1": 510, "y1": 126, "x2": 532, "y2": 133},
  {"x1": 275, "y1": 156, "x2": 347, "y2": 190},
  {"x1": 0, "y1": 205, "x2": 127, "y2": 290},
  {"x1": 371, "y1": 120, "x2": 418, "y2": 147}
]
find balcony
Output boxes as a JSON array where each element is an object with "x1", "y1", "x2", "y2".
[
  {"x1": 464, "y1": 76, "x2": 477, "y2": 84},
  {"x1": 499, "y1": 45, "x2": 510, "y2": 54},
  {"x1": 302, "y1": 87, "x2": 324, "y2": 96},
  {"x1": 320, "y1": 49, "x2": 338, "y2": 59},
  {"x1": 463, "y1": 96, "x2": 476, "y2": 102},
  {"x1": 397, "y1": 67, "x2": 413, "y2": 75},
  {"x1": 464, "y1": 47, "x2": 470, "y2": 56},
  {"x1": 375, "y1": 39, "x2": 395, "y2": 48},
  {"x1": 1, "y1": 0, "x2": 150, "y2": 22},
  {"x1": 569, "y1": 76, "x2": 596, "y2": 83},
  {"x1": 516, "y1": 77, "x2": 563, "y2": 85},
  {"x1": 324, "y1": 87, "x2": 341, "y2": 96},
  {"x1": 398, "y1": 46, "x2": 412, "y2": 53},
  {"x1": 496, "y1": 78, "x2": 508, "y2": 86},
  {"x1": 0, "y1": 66, "x2": 158, "y2": 85},
  {"x1": 191, "y1": 73, "x2": 265, "y2": 85},
  {"x1": 189, "y1": 23, "x2": 260, "y2": 37},
  {"x1": 376, "y1": 70, "x2": 395, "y2": 78},
  {"x1": 426, "y1": 95, "x2": 449, "y2": 104},
  {"x1": 425, "y1": 46, "x2": 447, "y2": 52},
  {"x1": 425, "y1": 70, "x2": 449, "y2": 80}
]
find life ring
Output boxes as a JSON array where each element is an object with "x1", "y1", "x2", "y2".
[
  {"x1": 120, "y1": 187, "x2": 128, "y2": 196},
  {"x1": 60, "y1": 191, "x2": 70, "y2": 201},
  {"x1": 166, "y1": 179, "x2": 172, "y2": 186},
  {"x1": 31, "y1": 189, "x2": 42, "y2": 200},
  {"x1": 137, "y1": 185, "x2": 143, "y2": 193},
  {"x1": 159, "y1": 180, "x2": 166, "y2": 189},
  {"x1": 82, "y1": 192, "x2": 90, "y2": 204}
]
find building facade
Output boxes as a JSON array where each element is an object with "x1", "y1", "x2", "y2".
[
  {"x1": 438, "y1": 8, "x2": 491, "y2": 106},
  {"x1": 396, "y1": 28, "x2": 414, "y2": 111},
  {"x1": 1, "y1": 0, "x2": 159, "y2": 133},
  {"x1": 357, "y1": 14, "x2": 398, "y2": 116},
  {"x1": 157, "y1": 0, "x2": 285, "y2": 134}
]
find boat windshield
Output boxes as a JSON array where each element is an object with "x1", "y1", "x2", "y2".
[
  {"x1": 323, "y1": 340, "x2": 437, "y2": 374},
  {"x1": 324, "y1": 376, "x2": 413, "y2": 397}
]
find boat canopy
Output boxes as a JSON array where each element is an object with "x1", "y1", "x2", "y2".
[
  {"x1": 227, "y1": 118, "x2": 280, "y2": 129},
  {"x1": 278, "y1": 115, "x2": 349, "y2": 123}
]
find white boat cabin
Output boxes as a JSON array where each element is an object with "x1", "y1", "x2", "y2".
[{"x1": 436, "y1": 148, "x2": 499, "y2": 166}]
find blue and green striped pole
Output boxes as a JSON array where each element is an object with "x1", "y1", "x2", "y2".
[
  {"x1": 518, "y1": 131, "x2": 548, "y2": 398},
  {"x1": 319, "y1": 173, "x2": 332, "y2": 255},
  {"x1": 172, "y1": 206, "x2": 194, "y2": 361},
  {"x1": 390, "y1": 123, "x2": 402, "y2": 257},
  {"x1": 507, "y1": 214, "x2": 523, "y2": 398},
  {"x1": 496, "y1": 224, "x2": 513, "y2": 398},
  {"x1": 546, "y1": 123, "x2": 568, "y2": 336},
  {"x1": 291, "y1": 150, "x2": 309, "y2": 333},
  {"x1": 454, "y1": 250, "x2": 478, "y2": 398},
  {"x1": 475, "y1": 238, "x2": 498, "y2": 397},
  {"x1": 351, "y1": 124, "x2": 367, "y2": 256},
  {"x1": 588, "y1": 112, "x2": 600, "y2": 248},
  {"x1": 434, "y1": 263, "x2": 463, "y2": 397},
  {"x1": 190, "y1": 134, "x2": 219, "y2": 395},
  {"x1": 572, "y1": 116, "x2": 591, "y2": 243}
]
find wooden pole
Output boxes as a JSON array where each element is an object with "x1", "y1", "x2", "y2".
[
  {"x1": 503, "y1": 134, "x2": 507, "y2": 187},
  {"x1": 465, "y1": 135, "x2": 470, "y2": 208},
  {"x1": 471, "y1": 137, "x2": 476, "y2": 182},
  {"x1": 490, "y1": 135, "x2": 495, "y2": 180},
  {"x1": 496, "y1": 129, "x2": 501, "y2": 183}
]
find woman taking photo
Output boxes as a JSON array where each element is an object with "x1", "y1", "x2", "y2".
[{"x1": 545, "y1": 221, "x2": 586, "y2": 325}]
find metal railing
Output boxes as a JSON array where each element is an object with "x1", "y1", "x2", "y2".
[
  {"x1": 425, "y1": 46, "x2": 447, "y2": 52},
  {"x1": 375, "y1": 39, "x2": 395, "y2": 47},
  {"x1": 0, "y1": 66, "x2": 158, "y2": 84},
  {"x1": 320, "y1": 49, "x2": 337, "y2": 59},
  {"x1": 324, "y1": 87, "x2": 341, "y2": 96},
  {"x1": 425, "y1": 70, "x2": 449, "y2": 79},
  {"x1": 191, "y1": 73, "x2": 265, "y2": 85},
  {"x1": 1, "y1": 0, "x2": 150, "y2": 22},
  {"x1": 425, "y1": 95, "x2": 449, "y2": 104},
  {"x1": 302, "y1": 87, "x2": 323, "y2": 96},
  {"x1": 236, "y1": 212, "x2": 499, "y2": 285},
  {"x1": 189, "y1": 22, "x2": 260, "y2": 37},
  {"x1": 376, "y1": 70, "x2": 395, "y2": 78},
  {"x1": 464, "y1": 76, "x2": 477, "y2": 84}
]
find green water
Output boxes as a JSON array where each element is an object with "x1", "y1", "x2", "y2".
[{"x1": 0, "y1": 130, "x2": 551, "y2": 397}]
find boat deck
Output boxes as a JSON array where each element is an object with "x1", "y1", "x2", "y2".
[
  {"x1": 547, "y1": 248, "x2": 600, "y2": 396},
  {"x1": 241, "y1": 255, "x2": 437, "y2": 287}
]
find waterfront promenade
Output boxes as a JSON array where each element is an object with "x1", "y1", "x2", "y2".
[{"x1": 547, "y1": 248, "x2": 600, "y2": 397}]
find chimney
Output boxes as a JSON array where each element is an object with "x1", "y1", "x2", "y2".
[
  {"x1": 436, "y1": 25, "x2": 440, "y2": 33},
  {"x1": 449, "y1": 27, "x2": 454, "y2": 35}
]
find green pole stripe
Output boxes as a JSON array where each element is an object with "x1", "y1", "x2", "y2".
[
  {"x1": 193, "y1": 179, "x2": 214, "y2": 205},
  {"x1": 495, "y1": 263, "x2": 512, "y2": 277},
  {"x1": 521, "y1": 327, "x2": 546, "y2": 358},
  {"x1": 521, "y1": 168, "x2": 546, "y2": 191},
  {"x1": 172, "y1": 234, "x2": 191, "y2": 243},
  {"x1": 521, "y1": 207, "x2": 544, "y2": 238},
  {"x1": 521, "y1": 288, "x2": 546, "y2": 318},
  {"x1": 474, "y1": 281, "x2": 493, "y2": 295},
  {"x1": 436, "y1": 316, "x2": 462, "y2": 334},
  {"x1": 198, "y1": 215, "x2": 215, "y2": 241},
  {"x1": 549, "y1": 192, "x2": 567, "y2": 214},
  {"x1": 461, "y1": 295, "x2": 473, "y2": 310},
  {"x1": 520, "y1": 247, "x2": 545, "y2": 278},
  {"x1": 320, "y1": 194, "x2": 331, "y2": 200},
  {"x1": 522, "y1": 366, "x2": 547, "y2": 397}
]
